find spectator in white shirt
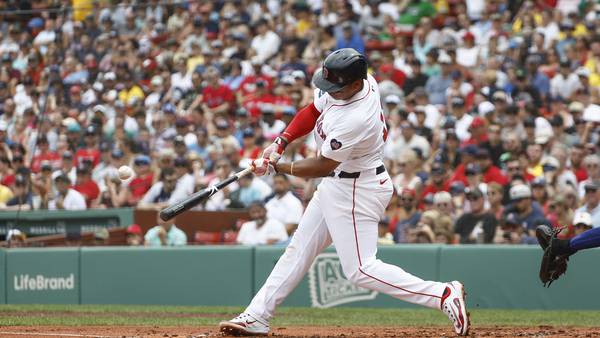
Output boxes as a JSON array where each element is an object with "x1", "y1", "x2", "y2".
[
  {"x1": 387, "y1": 121, "x2": 430, "y2": 161},
  {"x1": 265, "y1": 174, "x2": 304, "y2": 236},
  {"x1": 250, "y1": 19, "x2": 281, "y2": 63},
  {"x1": 449, "y1": 96, "x2": 473, "y2": 142},
  {"x1": 33, "y1": 19, "x2": 56, "y2": 54},
  {"x1": 550, "y1": 60, "x2": 581, "y2": 101},
  {"x1": 237, "y1": 202, "x2": 288, "y2": 245},
  {"x1": 205, "y1": 159, "x2": 237, "y2": 211},
  {"x1": 48, "y1": 174, "x2": 87, "y2": 210},
  {"x1": 456, "y1": 32, "x2": 480, "y2": 68},
  {"x1": 173, "y1": 157, "x2": 195, "y2": 197}
]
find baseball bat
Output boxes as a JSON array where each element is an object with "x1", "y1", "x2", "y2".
[{"x1": 159, "y1": 167, "x2": 254, "y2": 221}]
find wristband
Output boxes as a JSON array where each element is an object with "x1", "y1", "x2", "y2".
[{"x1": 275, "y1": 136, "x2": 289, "y2": 148}]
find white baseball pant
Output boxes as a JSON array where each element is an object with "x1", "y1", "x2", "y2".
[{"x1": 246, "y1": 169, "x2": 447, "y2": 321}]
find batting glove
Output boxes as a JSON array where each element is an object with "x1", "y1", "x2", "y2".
[
  {"x1": 251, "y1": 158, "x2": 275, "y2": 176},
  {"x1": 262, "y1": 137, "x2": 288, "y2": 163}
]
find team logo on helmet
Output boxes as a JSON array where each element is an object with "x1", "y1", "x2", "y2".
[{"x1": 330, "y1": 139, "x2": 342, "y2": 150}]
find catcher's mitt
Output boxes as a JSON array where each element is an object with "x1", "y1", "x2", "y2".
[{"x1": 536, "y1": 225, "x2": 569, "y2": 287}]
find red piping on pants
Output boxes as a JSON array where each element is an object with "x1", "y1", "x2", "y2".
[{"x1": 351, "y1": 178, "x2": 441, "y2": 300}]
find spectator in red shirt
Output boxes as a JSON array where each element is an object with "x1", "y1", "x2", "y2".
[
  {"x1": 30, "y1": 136, "x2": 60, "y2": 173},
  {"x1": 449, "y1": 145, "x2": 479, "y2": 186},
  {"x1": 73, "y1": 164, "x2": 100, "y2": 208},
  {"x1": 476, "y1": 148, "x2": 508, "y2": 185},
  {"x1": 0, "y1": 157, "x2": 15, "y2": 187},
  {"x1": 570, "y1": 143, "x2": 588, "y2": 182},
  {"x1": 238, "y1": 59, "x2": 274, "y2": 99},
  {"x1": 202, "y1": 66, "x2": 234, "y2": 115},
  {"x1": 243, "y1": 80, "x2": 276, "y2": 118},
  {"x1": 463, "y1": 117, "x2": 489, "y2": 146},
  {"x1": 240, "y1": 128, "x2": 261, "y2": 160},
  {"x1": 75, "y1": 125, "x2": 101, "y2": 168},
  {"x1": 127, "y1": 155, "x2": 154, "y2": 206}
]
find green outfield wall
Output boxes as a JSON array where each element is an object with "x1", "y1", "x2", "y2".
[{"x1": 0, "y1": 245, "x2": 598, "y2": 309}]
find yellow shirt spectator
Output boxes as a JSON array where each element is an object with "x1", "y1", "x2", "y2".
[
  {"x1": 527, "y1": 163, "x2": 544, "y2": 178},
  {"x1": 512, "y1": 14, "x2": 542, "y2": 33},
  {"x1": 0, "y1": 184, "x2": 14, "y2": 204},
  {"x1": 584, "y1": 58, "x2": 600, "y2": 87},
  {"x1": 118, "y1": 85, "x2": 145, "y2": 104}
]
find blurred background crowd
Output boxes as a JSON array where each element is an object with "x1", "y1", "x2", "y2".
[{"x1": 0, "y1": 0, "x2": 599, "y2": 247}]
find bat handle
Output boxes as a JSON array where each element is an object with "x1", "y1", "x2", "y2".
[{"x1": 235, "y1": 167, "x2": 254, "y2": 179}]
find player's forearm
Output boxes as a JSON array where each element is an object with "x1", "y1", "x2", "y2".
[
  {"x1": 280, "y1": 103, "x2": 320, "y2": 143},
  {"x1": 275, "y1": 156, "x2": 339, "y2": 178}
]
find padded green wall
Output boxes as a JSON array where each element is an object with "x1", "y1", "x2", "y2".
[
  {"x1": 0, "y1": 245, "x2": 599, "y2": 309},
  {"x1": 80, "y1": 246, "x2": 253, "y2": 305}
]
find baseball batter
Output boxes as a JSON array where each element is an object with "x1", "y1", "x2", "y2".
[{"x1": 219, "y1": 48, "x2": 470, "y2": 336}]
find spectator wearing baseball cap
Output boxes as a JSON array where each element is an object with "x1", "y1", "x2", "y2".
[
  {"x1": 578, "y1": 155, "x2": 600, "y2": 198},
  {"x1": 448, "y1": 96, "x2": 473, "y2": 142},
  {"x1": 575, "y1": 181, "x2": 600, "y2": 228},
  {"x1": 573, "y1": 212, "x2": 593, "y2": 235},
  {"x1": 530, "y1": 177, "x2": 549, "y2": 208},
  {"x1": 455, "y1": 187, "x2": 498, "y2": 244},
  {"x1": 49, "y1": 174, "x2": 87, "y2": 211},
  {"x1": 447, "y1": 144, "x2": 479, "y2": 186},
  {"x1": 475, "y1": 148, "x2": 508, "y2": 185},
  {"x1": 412, "y1": 106, "x2": 433, "y2": 143},
  {"x1": 126, "y1": 155, "x2": 154, "y2": 206},
  {"x1": 126, "y1": 224, "x2": 143, "y2": 246},
  {"x1": 75, "y1": 125, "x2": 101, "y2": 168},
  {"x1": 425, "y1": 52, "x2": 453, "y2": 105},
  {"x1": 420, "y1": 162, "x2": 450, "y2": 207},
  {"x1": 73, "y1": 164, "x2": 100, "y2": 208},
  {"x1": 463, "y1": 116, "x2": 488, "y2": 146},
  {"x1": 30, "y1": 136, "x2": 60, "y2": 173},
  {"x1": 505, "y1": 184, "x2": 547, "y2": 236}
]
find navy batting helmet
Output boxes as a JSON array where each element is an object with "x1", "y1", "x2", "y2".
[{"x1": 312, "y1": 48, "x2": 368, "y2": 93}]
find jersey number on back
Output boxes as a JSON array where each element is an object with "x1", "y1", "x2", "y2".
[{"x1": 380, "y1": 112, "x2": 388, "y2": 142}]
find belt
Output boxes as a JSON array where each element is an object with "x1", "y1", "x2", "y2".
[{"x1": 328, "y1": 165, "x2": 385, "y2": 179}]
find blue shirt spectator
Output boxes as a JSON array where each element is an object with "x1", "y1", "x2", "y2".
[{"x1": 336, "y1": 23, "x2": 365, "y2": 55}]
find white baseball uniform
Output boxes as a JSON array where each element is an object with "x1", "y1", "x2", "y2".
[{"x1": 246, "y1": 74, "x2": 446, "y2": 320}]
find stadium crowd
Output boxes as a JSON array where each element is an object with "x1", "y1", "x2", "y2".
[{"x1": 0, "y1": 0, "x2": 599, "y2": 246}]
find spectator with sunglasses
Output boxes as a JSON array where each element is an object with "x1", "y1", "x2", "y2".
[
  {"x1": 139, "y1": 167, "x2": 185, "y2": 209},
  {"x1": 454, "y1": 187, "x2": 498, "y2": 244},
  {"x1": 393, "y1": 188, "x2": 421, "y2": 243}
]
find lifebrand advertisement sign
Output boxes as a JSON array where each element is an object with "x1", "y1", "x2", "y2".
[{"x1": 6, "y1": 249, "x2": 79, "y2": 304}]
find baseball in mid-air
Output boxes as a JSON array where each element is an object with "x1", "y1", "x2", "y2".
[{"x1": 118, "y1": 165, "x2": 134, "y2": 180}]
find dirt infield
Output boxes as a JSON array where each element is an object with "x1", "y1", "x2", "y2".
[{"x1": 0, "y1": 325, "x2": 599, "y2": 337}]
